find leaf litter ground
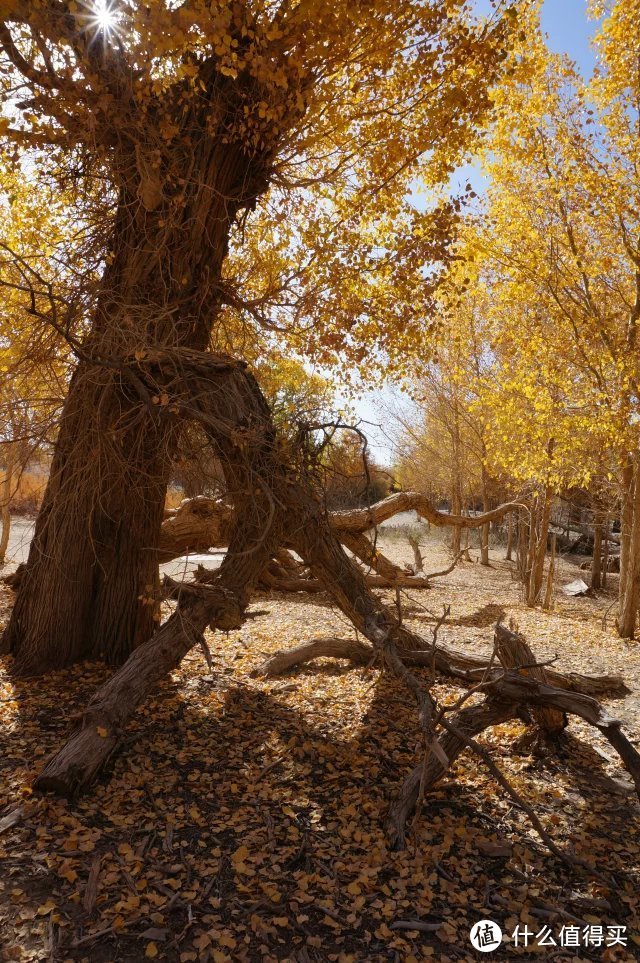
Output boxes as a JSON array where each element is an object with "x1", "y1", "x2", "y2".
[{"x1": 1, "y1": 534, "x2": 639, "y2": 962}]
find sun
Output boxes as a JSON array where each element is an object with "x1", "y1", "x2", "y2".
[{"x1": 89, "y1": 1, "x2": 118, "y2": 36}]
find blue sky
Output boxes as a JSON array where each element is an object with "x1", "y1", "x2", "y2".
[
  {"x1": 349, "y1": 0, "x2": 600, "y2": 465},
  {"x1": 474, "y1": 0, "x2": 596, "y2": 71},
  {"x1": 540, "y1": 0, "x2": 596, "y2": 72}
]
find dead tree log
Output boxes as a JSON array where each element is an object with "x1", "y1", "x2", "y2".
[
  {"x1": 36, "y1": 583, "x2": 247, "y2": 794},
  {"x1": 34, "y1": 352, "x2": 443, "y2": 793},
  {"x1": 160, "y1": 491, "x2": 526, "y2": 560},
  {"x1": 385, "y1": 666, "x2": 640, "y2": 848},
  {"x1": 256, "y1": 637, "x2": 375, "y2": 677},
  {"x1": 330, "y1": 492, "x2": 526, "y2": 533},
  {"x1": 385, "y1": 701, "x2": 517, "y2": 848},
  {"x1": 256, "y1": 633, "x2": 628, "y2": 699},
  {"x1": 32, "y1": 352, "x2": 637, "y2": 873},
  {"x1": 258, "y1": 539, "x2": 435, "y2": 592},
  {"x1": 494, "y1": 622, "x2": 566, "y2": 733},
  {"x1": 157, "y1": 489, "x2": 524, "y2": 591},
  {"x1": 159, "y1": 495, "x2": 233, "y2": 563}
]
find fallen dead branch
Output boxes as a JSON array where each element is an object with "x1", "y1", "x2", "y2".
[
  {"x1": 157, "y1": 490, "x2": 520, "y2": 592},
  {"x1": 385, "y1": 624, "x2": 640, "y2": 857},
  {"x1": 256, "y1": 632, "x2": 629, "y2": 698},
  {"x1": 29, "y1": 350, "x2": 637, "y2": 885}
]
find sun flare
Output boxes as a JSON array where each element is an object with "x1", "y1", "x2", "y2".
[{"x1": 90, "y1": 0, "x2": 118, "y2": 36}]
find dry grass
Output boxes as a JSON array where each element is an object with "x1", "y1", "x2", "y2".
[
  {"x1": 4, "y1": 469, "x2": 47, "y2": 517},
  {"x1": 3, "y1": 471, "x2": 187, "y2": 516}
]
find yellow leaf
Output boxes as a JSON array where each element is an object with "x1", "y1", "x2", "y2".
[
  {"x1": 96, "y1": 727, "x2": 108, "y2": 738},
  {"x1": 145, "y1": 943, "x2": 158, "y2": 958},
  {"x1": 231, "y1": 844, "x2": 250, "y2": 864}
]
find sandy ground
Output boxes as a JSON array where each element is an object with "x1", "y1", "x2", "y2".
[
  {"x1": 1, "y1": 515, "x2": 225, "y2": 580},
  {"x1": 0, "y1": 524, "x2": 639, "y2": 962}
]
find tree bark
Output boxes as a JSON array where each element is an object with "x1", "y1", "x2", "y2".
[
  {"x1": 543, "y1": 532, "x2": 556, "y2": 611},
  {"x1": 480, "y1": 468, "x2": 490, "y2": 566},
  {"x1": 591, "y1": 515, "x2": 602, "y2": 591},
  {"x1": 505, "y1": 511, "x2": 514, "y2": 561},
  {"x1": 3, "y1": 363, "x2": 175, "y2": 672},
  {"x1": 618, "y1": 457, "x2": 640, "y2": 639},
  {"x1": 0, "y1": 442, "x2": 14, "y2": 564},
  {"x1": 494, "y1": 623, "x2": 565, "y2": 733},
  {"x1": 524, "y1": 488, "x2": 552, "y2": 607},
  {"x1": 602, "y1": 512, "x2": 609, "y2": 589},
  {"x1": 3, "y1": 133, "x2": 272, "y2": 674}
]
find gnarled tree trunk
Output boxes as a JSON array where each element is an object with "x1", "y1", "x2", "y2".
[
  {"x1": 618, "y1": 456, "x2": 640, "y2": 639},
  {"x1": 33, "y1": 354, "x2": 634, "y2": 810},
  {"x1": 3, "y1": 132, "x2": 272, "y2": 674},
  {"x1": 31, "y1": 355, "x2": 639, "y2": 873}
]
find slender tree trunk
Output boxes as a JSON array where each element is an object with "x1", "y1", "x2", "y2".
[
  {"x1": 505, "y1": 511, "x2": 514, "y2": 561},
  {"x1": 618, "y1": 457, "x2": 640, "y2": 639},
  {"x1": 543, "y1": 532, "x2": 556, "y2": 611},
  {"x1": 3, "y1": 134, "x2": 272, "y2": 674},
  {"x1": 619, "y1": 457, "x2": 633, "y2": 606},
  {"x1": 450, "y1": 480, "x2": 462, "y2": 555},
  {"x1": 0, "y1": 443, "x2": 15, "y2": 564},
  {"x1": 449, "y1": 402, "x2": 462, "y2": 556},
  {"x1": 480, "y1": 470, "x2": 490, "y2": 567},
  {"x1": 591, "y1": 513, "x2": 602, "y2": 591},
  {"x1": 522, "y1": 488, "x2": 552, "y2": 607},
  {"x1": 516, "y1": 508, "x2": 529, "y2": 589},
  {"x1": 602, "y1": 512, "x2": 609, "y2": 590}
]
